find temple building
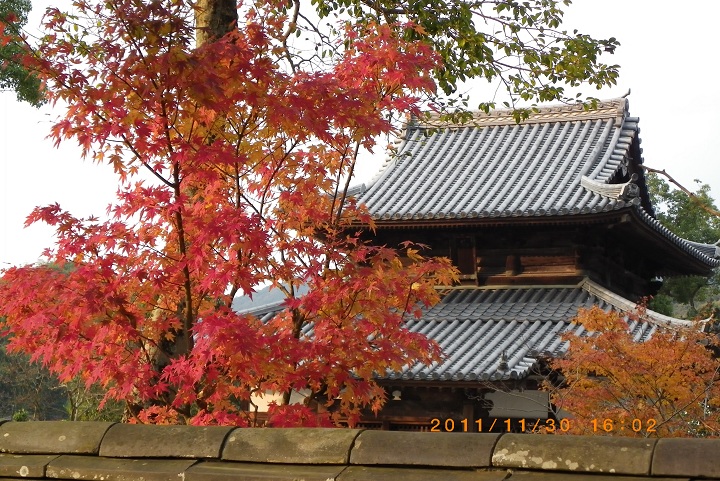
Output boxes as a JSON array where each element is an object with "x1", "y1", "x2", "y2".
[
  {"x1": 346, "y1": 98, "x2": 720, "y2": 430},
  {"x1": 234, "y1": 99, "x2": 719, "y2": 430}
]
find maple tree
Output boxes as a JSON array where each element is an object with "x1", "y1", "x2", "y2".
[
  {"x1": 0, "y1": 0, "x2": 456, "y2": 426},
  {"x1": 0, "y1": 0, "x2": 620, "y2": 425},
  {"x1": 548, "y1": 306, "x2": 720, "y2": 437}
]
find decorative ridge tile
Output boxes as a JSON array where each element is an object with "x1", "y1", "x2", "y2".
[{"x1": 419, "y1": 99, "x2": 627, "y2": 129}]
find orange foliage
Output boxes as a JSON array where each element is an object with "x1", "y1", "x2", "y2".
[{"x1": 549, "y1": 306, "x2": 720, "y2": 437}]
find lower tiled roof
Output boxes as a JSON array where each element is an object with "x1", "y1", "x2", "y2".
[
  {"x1": 387, "y1": 280, "x2": 661, "y2": 382},
  {"x1": 234, "y1": 279, "x2": 690, "y2": 384},
  {"x1": 1, "y1": 421, "x2": 719, "y2": 480}
]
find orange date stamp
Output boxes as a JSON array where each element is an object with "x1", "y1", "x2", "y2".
[
  {"x1": 429, "y1": 417, "x2": 657, "y2": 433},
  {"x1": 589, "y1": 418, "x2": 657, "y2": 433}
]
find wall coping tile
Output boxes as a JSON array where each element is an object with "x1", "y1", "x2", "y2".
[
  {"x1": 0, "y1": 454, "x2": 58, "y2": 478},
  {"x1": 185, "y1": 460, "x2": 347, "y2": 481},
  {"x1": 337, "y1": 465, "x2": 507, "y2": 481},
  {"x1": 46, "y1": 455, "x2": 197, "y2": 481},
  {"x1": 504, "y1": 472, "x2": 686, "y2": 481},
  {"x1": 350, "y1": 431, "x2": 499, "y2": 467},
  {"x1": 0, "y1": 422, "x2": 114, "y2": 455},
  {"x1": 652, "y1": 438, "x2": 720, "y2": 478},
  {"x1": 99, "y1": 423, "x2": 233, "y2": 458},
  {"x1": 492, "y1": 434, "x2": 656, "y2": 476},
  {"x1": 222, "y1": 427, "x2": 361, "y2": 464}
]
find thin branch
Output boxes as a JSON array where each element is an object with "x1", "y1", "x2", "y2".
[
  {"x1": 280, "y1": 0, "x2": 301, "y2": 72},
  {"x1": 644, "y1": 165, "x2": 720, "y2": 218}
]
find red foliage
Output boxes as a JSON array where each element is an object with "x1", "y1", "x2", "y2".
[
  {"x1": 265, "y1": 404, "x2": 334, "y2": 428},
  {"x1": 0, "y1": 0, "x2": 455, "y2": 425}
]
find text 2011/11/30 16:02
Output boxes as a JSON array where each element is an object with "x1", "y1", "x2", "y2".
[{"x1": 430, "y1": 418, "x2": 658, "y2": 433}]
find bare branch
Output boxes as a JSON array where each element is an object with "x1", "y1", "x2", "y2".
[{"x1": 644, "y1": 165, "x2": 720, "y2": 218}]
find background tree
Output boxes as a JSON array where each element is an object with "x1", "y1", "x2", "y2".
[
  {"x1": 0, "y1": 0, "x2": 619, "y2": 425},
  {"x1": 549, "y1": 306, "x2": 720, "y2": 437},
  {"x1": 0, "y1": 332, "x2": 123, "y2": 421},
  {"x1": 646, "y1": 173, "x2": 720, "y2": 317},
  {"x1": 233, "y1": 0, "x2": 621, "y2": 116},
  {"x1": 63, "y1": 378, "x2": 124, "y2": 422},
  {"x1": 0, "y1": 0, "x2": 43, "y2": 105},
  {"x1": 0, "y1": 338, "x2": 67, "y2": 420}
]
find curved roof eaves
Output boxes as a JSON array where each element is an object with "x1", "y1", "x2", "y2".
[{"x1": 631, "y1": 206, "x2": 720, "y2": 267}]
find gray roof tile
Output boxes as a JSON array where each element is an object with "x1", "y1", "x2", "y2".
[
  {"x1": 234, "y1": 280, "x2": 688, "y2": 383},
  {"x1": 359, "y1": 101, "x2": 631, "y2": 220},
  {"x1": 383, "y1": 280, "x2": 675, "y2": 382},
  {"x1": 355, "y1": 99, "x2": 720, "y2": 267}
]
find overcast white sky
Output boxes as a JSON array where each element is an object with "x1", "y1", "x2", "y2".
[{"x1": 1, "y1": 0, "x2": 719, "y2": 267}]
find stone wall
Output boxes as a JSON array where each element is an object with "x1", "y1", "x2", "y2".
[{"x1": 0, "y1": 421, "x2": 718, "y2": 480}]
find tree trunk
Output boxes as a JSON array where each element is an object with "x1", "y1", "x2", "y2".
[
  {"x1": 195, "y1": 0, "x2": 239, "y2": 45},
  {"x1": 143, "y1": 0, "x2": 240, "y2": 422}
]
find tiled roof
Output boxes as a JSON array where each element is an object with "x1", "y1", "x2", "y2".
[
  {"x1": 4, "y1": 421, "x2": 720, "y2": 480},
  {"x1": 355, "y1": 99, "x2": 720, "y2": 267},
  {"x1": 234, "y1": 279, "x2": 693, "y2": 383},
  {"x1": 358, "y1": 99, "x2": 638, "y2": 220},
  {"x1": 388, "y1": 279, "x2": 664, "y2": 382}
]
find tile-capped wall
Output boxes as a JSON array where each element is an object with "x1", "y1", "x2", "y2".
[{"x1": 0, "y1": 422, "x2": 716, "y2": 481}]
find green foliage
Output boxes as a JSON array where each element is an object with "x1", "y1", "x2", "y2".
[
  {"x1": 64, "y1": 378, "x2": 124, "y2": 422},
  {"x1": 309, "y1": 0, "x2": 619, "y2": 113},
  {"x1": 647, "y1": 174, "x2": 720, "y2": 317},
  {"x1": 0, "y1": 0, "x2": 44, "y2": 105},
  {"x1": 0, "y1": 337, "x2": 123, "y2": 421},
  {"x1": 0, "y1": 338, "x2": 67, "y2": 420},
  {"x1": 647, "y1": 175, "x2": 720, "y2": 243},
  {"x1": 11, "y1": 408, "x2": 29, "y2": 421},
  {"x1": 648, "y1": 293, "x2": 674, "y2": 317}
]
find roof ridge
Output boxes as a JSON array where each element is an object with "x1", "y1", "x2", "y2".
[{"x1": 419, "y1": 98, "x2": 628, "y2": 129}]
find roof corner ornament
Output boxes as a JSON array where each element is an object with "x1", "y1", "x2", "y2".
[
  {"x1": 619, "y1": 173, "x2": 640, "y2": 200},
  {"x1": 621, "y1": 157, "x2": 629, "y2": 176},
  {"x1": 685, "y1": 239, "x2": 720, "y2": 260},
  {"x1": 497, "y1": 351, "x2": 509, "y2": 372},
  {"x1": 581, "y1": 175, "x2": 639, "y2": 201}
]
